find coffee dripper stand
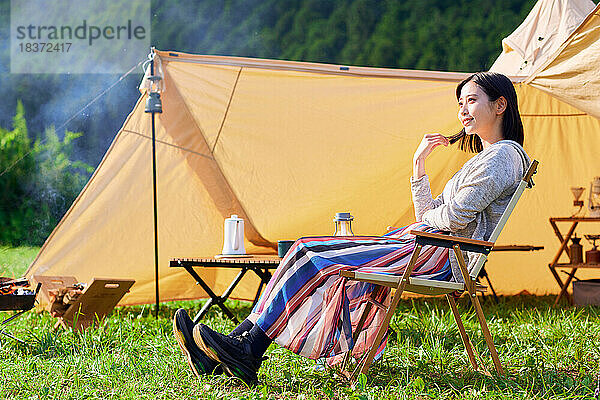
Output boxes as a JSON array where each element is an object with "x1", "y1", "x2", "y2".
[{"x1": 570, "y1": 186, "x2": 585, "y2": 217}]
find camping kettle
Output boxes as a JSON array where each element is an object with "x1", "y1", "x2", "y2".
[{"x1": 222, "y1": 214, "x2": 246, "y2": 255}]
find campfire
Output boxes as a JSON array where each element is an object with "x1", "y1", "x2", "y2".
[
  {"x1": 0, "y1": 277, "x2": 31, "y2": 295},
  {"x1": 0, "y1": 277, "x2": 38, "y2": 311}
]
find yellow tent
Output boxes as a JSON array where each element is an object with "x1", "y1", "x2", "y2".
[{"x1": 26, "y1": 1, "x2": 600, "y2": 306}]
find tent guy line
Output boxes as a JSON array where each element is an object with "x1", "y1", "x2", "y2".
[
  {"x1": 122, "y1": 128, "x2": 214, "y2": 160},
  {"x1": 0, "y1": 59, "x2": 145, "y2": 179}
]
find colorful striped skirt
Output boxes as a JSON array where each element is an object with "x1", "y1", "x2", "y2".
[{"x1": 248, "y1": 222, "x2": 451, "y2": 364}]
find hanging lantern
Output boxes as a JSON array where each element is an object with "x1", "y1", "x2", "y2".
[{"x1": 144, "y1": 75, "x2": 163, "y2": 114}]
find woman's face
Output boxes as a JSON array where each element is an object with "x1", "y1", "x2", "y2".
[{"x1": 458, "y1": 81, "x2": 498, "y2": 136}]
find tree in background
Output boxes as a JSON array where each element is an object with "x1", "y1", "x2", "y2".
[
  {"x1": 0, "y1": 102, "x2": 93, "y2": 246},
  {"x1": 0, "y1": 102, "x2": 34, "y2": 245}
]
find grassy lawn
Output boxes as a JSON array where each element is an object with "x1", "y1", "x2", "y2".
[
  {"x1": 1, "y1": 247, "x2": 599, "y2": 399},
  {"x1": 0, "y1": 246, "x2": 40, "y2": 278}
]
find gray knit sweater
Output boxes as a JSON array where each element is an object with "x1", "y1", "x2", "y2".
[{"x1": 411, "y1": 140, "x2": 530, "y2": 282}]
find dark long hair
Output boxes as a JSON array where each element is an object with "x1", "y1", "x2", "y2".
[{"x1": 448, "y1": 72, "x2": 524, "y2": 153}]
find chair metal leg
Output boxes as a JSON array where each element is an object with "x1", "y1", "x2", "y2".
[
  {"x1": 351, "y1": 244, "x2": 423, "y2": 380},
  {"x1": 453, "y1": 244, "x2": 504, "y2": 376},
  {"x1": 446, "y1": 294, "x2": 478, "y2": 371}
]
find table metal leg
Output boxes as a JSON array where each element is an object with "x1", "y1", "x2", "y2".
[
  {"x1": 180, "y1": 263, "x2": 221, "y2": 299},
  {"x1": 175, "y1": 260, "x2": 278, "y2": 323},
  {"x1": 252, "y1": 267, "x2": 273, "y2": 282},
  {"x1": 250, "y1": 267, "x2": 273, "y2": 307},
  {"x1": 252, "y1": 281, "x2": 264, "y2": 307},
  {"x1": 220, "y1": 267, "x2": 249, "y2": 302},
  {"x1": 206, "y1": 267, "x2": 252, "y2": 323},
  {"x1": 194, "y1": 295, "x2": 239, "y2": 323},
  {"x1": 180, "y1": 263, "x2": 240, "y2": 323},
  {"x1": 193, "y1": 298, "x2": 215, "y2": 323}
]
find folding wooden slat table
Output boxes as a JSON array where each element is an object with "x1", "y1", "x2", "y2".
[{"x1": 169, "y1": 255, "x2": 281, "y2": 323}]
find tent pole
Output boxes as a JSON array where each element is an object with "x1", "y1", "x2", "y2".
[
  {"x1": 148, "y1": 55, "x2": 160, "y2": 318},
  {"x1": 151, "y1": 108, "x2": 159, "y2": 318}
]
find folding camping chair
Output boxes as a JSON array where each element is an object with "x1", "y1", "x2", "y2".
[{"x1": 339, "y1": 160, "x2": 539, "y2": 381}]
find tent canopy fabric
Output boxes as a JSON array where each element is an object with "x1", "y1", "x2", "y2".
[
  {"x1": 490, "y1": 0, "x2": 595, "y2": 77},
  {"x1": 26, "y1": 1, "x2": 600, "y2": 306},
  {"x1": 526, "y1": 2, "x2": 600, "y2": 119}
]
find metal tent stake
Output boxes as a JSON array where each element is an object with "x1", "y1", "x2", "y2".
[{"x1": 144, "y1": 52, "x2": 163, "y2": 318}]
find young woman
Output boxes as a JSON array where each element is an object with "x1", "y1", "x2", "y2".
[{"x1": 173, "y1": 71, "x2": 531, "y2": 385}]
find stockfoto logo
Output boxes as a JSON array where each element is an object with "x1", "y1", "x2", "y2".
[
  {"x1": 10, "y1": 0, "x2": 150, "y2": 74},
  {"x1": 15, "y1": 20, "x2": 147, "y2": 46}
]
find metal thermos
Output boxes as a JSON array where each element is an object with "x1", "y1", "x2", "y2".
[{"x1": 569, "y1": 235, "x2": 583, "y2": 264}]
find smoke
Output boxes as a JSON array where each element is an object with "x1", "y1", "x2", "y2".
[
  {"x1": 0, "y1": 0, "x2": 283, "y2": 170},
  {"x1": 0, "y1": 67, "x2": 143, "y2": 168},
  {"x1": 1, "y1": 0, "x2": 148, "y2": 168},
  {"x1": 0, "y1": 3, "x2": 144, "y2": 245},
  {"x1": 31, "y1": 73, "x2": 143, "y2": 167}
]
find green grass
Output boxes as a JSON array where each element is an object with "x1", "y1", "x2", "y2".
[
  {"x1": 1, "y1": 247, "x2": 600, "y2": 399},
  {"x1": 0, "y1": 245, "x2": 39, "y2": 278}
]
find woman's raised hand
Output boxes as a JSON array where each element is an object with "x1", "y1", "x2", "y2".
[{"x1": 412, "y1": 133, "x2": 449, "y2": 179}]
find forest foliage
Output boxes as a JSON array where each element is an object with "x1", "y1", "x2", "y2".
[
  {"x1": 151, "y1": 0, "x2": 538, "y2": 71},
  {"x1": 0, "y1": 0, "x2": 577, "y2": 245},
  {"x1": 0, "y1": 102, "x2": 92, "y2": 246}
]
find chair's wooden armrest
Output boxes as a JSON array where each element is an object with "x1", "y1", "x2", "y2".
[
  {"x1": 410, "y1": 231, "x2": 494, "y2": 246},
  {"x1": 409, "y1": 230, "x2": 494, "y2": 255},
  {"x1": 340, "y1": 270, "x2": 400, "y2": 288}
]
